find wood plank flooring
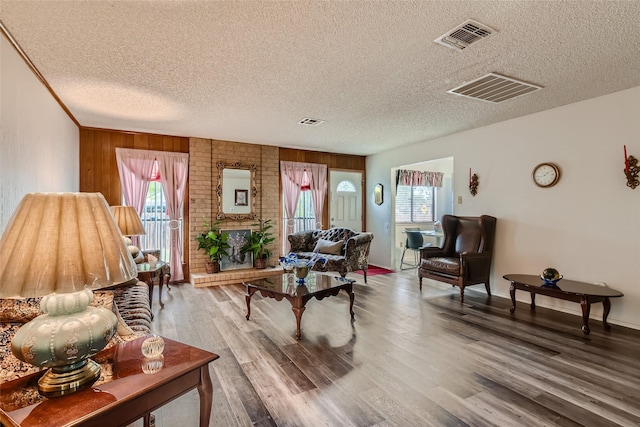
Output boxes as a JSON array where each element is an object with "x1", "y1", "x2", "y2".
[{"x1": 142, "y1": 271, "x2": 640, "y2": 426}]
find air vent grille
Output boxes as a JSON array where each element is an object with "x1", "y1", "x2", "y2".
[
  {"x1": 298, "y1": 118, "x2": 324, "y2": 126},
  {"x1": 448, "y1": 73, "x2": 543, "y2": 103},
  {"x1": 434, "y1": 19, "x2": 495, "y2": 51}
]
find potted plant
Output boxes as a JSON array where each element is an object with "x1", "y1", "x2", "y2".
[
  {"x1": 196, "y1": 220, "x2": 231, "y2": 273},
  {"x1": 242, "y1": 219, "x2": 275, "y2": 269}
]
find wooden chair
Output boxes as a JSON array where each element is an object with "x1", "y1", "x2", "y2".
[{"x1": 418, "y1": 215, "x2": 497, "y2": 303}]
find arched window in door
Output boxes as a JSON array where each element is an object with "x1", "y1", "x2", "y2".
[{"x1": 336, "y1": 180, "x2": 356, "y2": 192}]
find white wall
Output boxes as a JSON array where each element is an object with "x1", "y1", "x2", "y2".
[
  {"x1": 0, "y1": 36, "x2": 79, "y2": 231},
  {"x1": 367, "y1": 86, "x2": 640, "y2": 329}
]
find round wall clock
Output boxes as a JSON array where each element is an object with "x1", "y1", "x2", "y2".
[{"x1": 532, "y1": 162, "x2": 560, "y2": 188}]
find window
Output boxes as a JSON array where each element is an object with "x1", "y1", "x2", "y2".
[
  {"x1": 286, "y1": 190, "x2": 316, "y2": 233},
  {"x1": 395, "y1": 184, "x2": 435, "y2": 223},
  {"x1": 137, "y1": 181, "x2": 182, "y2": 263},
  {"x1": 337, "y1": 180, "x2": 356, "y2": 192}
]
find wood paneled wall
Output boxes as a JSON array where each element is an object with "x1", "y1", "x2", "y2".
[
  {"x1": 79, "y1": 128, "x2": 189, "y2": 205},
  {"x1": 79, "y1": 128, "x2": 190, "y2": 277},
  {"x1": 279, "y1": 148, "x2": 367, "y2": 230}
]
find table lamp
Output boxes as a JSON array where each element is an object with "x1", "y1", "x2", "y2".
[
  {"x1": 110, "y1": 205, "x2": 146, "y2": 261},
  {"x1": 0, "y1": 192, "x2": 138, "y2": 397}
]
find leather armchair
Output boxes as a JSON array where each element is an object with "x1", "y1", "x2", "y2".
[{"x1": 418, "y1": 215, "x2": 497, "y2": 303}]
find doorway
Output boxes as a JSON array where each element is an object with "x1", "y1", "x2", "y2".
[
  {"x1": 392, "y1": 157, "x2": 454, "y2": 270},
  {"x1": 329, "y1": 170, "x2": 362, "y2": 231}
]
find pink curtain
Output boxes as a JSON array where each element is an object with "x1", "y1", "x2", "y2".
[
  {"x1": 115, "y1": 148, "x2": 156, "y2": 247},
  {"x1": 157, "y1": 152, "x2": 189, "y2": 282},
  {"x1": 395, "y1": 169, "x2": 444, "y2": 187},
  {"x1": 280, "y1": 161, "x2": 306, "y2": 251},
  {"x1": 306, "y1": 163, "x2": 327, "y2": 228},
  {"x1": 280, "y1": 161, "x2": 328, "y2": 252},
  {"x1": 116, "y1": 148, "x2": 189, "y2": 282}
]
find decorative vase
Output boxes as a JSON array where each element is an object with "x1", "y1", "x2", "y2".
[
  {"x1": 254, "y1": 257, "x2": 268, "y2": 269},
  {"x1": 205, "y1": 260, "x2": 220, "y2": 274},
  {"x1": 294, "y1": 266, "x2": 309, "y2": 279}
]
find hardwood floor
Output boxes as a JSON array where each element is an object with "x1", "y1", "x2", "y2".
[{"x1": 144, "y1": 270, "x2": 640, "y2": 427}]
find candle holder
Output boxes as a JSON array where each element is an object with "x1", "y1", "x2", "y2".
[
  {"x1": 469, "y1": 173, "x2": 479, "y2": 196},
  {"x1": 624, "y1": 155, "x2": 639, "y2": 189}
]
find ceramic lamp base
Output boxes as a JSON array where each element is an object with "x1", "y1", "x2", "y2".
[
  {"x1": 38, "y1": 358, "x2": 102, "y2": 397},
  {"x1": 10, "y1": 289, "x2": 117, "y2": 397}
]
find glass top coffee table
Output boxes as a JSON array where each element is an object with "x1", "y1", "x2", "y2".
[{"x1": 244, "y1": 272, "x2": 355, "y2": 340}]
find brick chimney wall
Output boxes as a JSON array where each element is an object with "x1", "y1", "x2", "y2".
[{"x1": 189, "y1": 138, "x2": 280, "y2": 275}]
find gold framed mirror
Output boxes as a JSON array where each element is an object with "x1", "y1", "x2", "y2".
[
  {"x1": 216, "y1": 162, "x2": 257, "y2": 220},
  {"x1": 374, "y1": 183, "x2": 383, "y2": 205}
]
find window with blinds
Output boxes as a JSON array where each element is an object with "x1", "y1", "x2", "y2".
[
  {"x1": 283, "y1": 190, "x2": 316, "y2": 234},
  {"x1": 395, "y1": 184, "x2": 436, "y2": 223},
  {"x1": 138, "y1": 181, "x2": 182, "y2": 263}
]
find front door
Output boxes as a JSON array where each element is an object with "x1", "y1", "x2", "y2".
[{"x1": 329, "y1": 170, "x2": 362, "y2": 231}]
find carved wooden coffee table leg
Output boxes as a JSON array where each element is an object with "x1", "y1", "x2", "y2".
[
  {"x1": 245, "y1": 289, "x2": 253, "y2": 320},
  {"x1": 347, "y1": 287, "x2": 355, "y2": 321},
  {"x1": 291, "y1": 306, "x2": 306, "y2": 340}
]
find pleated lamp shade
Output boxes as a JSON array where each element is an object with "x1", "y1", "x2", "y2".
[
  {"x1": 0, "y1": 192, "x2": 138, "y2": 298},
  {"x1": 110, "y1": 205, "x2": 146, "y2": 236}
]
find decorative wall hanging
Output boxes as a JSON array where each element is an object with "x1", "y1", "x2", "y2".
[
  {"x1": 624, "y1": 145, "x2": 639, "y2": 189},
  {"x1": 469, "y1": 168, "x2": 479, "y2": 196}
]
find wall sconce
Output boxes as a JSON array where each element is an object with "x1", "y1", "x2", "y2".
[
  {"x1": 469, "y1": 168, "x2": 479, "y2": 196},
  {"x1": 624, "y1": 145, "x2": 639, "y2": 189}
]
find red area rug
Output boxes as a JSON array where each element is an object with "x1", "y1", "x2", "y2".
[{"x1": 355, "y1": 265, "x2": 395, "y2": 276}]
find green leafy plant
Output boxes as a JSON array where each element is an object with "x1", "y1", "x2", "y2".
[
  {"x1": 241, "y1": 219, "x2": 275, "y2": 260},
  {"x1": 196, "y1": 220, "x2": 231, "y2": 262}
]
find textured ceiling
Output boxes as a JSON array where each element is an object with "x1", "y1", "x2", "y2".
[{"x1": 1, "y1": 1, "x2": 639, "y2": 156}]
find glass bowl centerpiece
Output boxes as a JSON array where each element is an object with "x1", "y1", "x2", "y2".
[{"x1": 279, "y1": 253, "x2": 327, "y2": 282}]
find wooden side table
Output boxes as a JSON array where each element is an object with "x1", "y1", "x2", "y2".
[
  {"x1": 0, "y1": 336, "x2": 219, "y2": 427},
  {"x1": 137, "y1": 262, "x2": 171, "y2": 319}
]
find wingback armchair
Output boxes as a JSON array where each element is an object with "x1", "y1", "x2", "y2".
[{"x1": 418, "y1": 215, "x2": 497, "y2": 303}]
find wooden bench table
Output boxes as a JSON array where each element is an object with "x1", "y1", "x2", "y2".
[{"x1": 503, "y1": 274, "x2": 623, "y2": 335}]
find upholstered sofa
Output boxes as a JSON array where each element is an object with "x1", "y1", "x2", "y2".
[
  {"x1": 0, "y1": 280, "x2": 152, "y2": 384},
  {"x1": 287, "y1": 228, "x2": 374, "y2": 283}
]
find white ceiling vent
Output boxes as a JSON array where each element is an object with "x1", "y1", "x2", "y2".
[
  {"x1": 298, "y1": 117, "x2": 324, "y2": 126},
  {"x1": 434, "y1": 19, "x2": 495, "y2": 51},
  {"x1": 448, "y1": 73, "x2": 543, "y2": 103}
]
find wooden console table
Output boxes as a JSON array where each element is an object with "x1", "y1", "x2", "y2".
[
  {"x1": 503, "y1": 274, "x2": 623, "y2": 335},
  {"x1": 0, "y1": 336, "x2": 218, "y2": 427}
]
